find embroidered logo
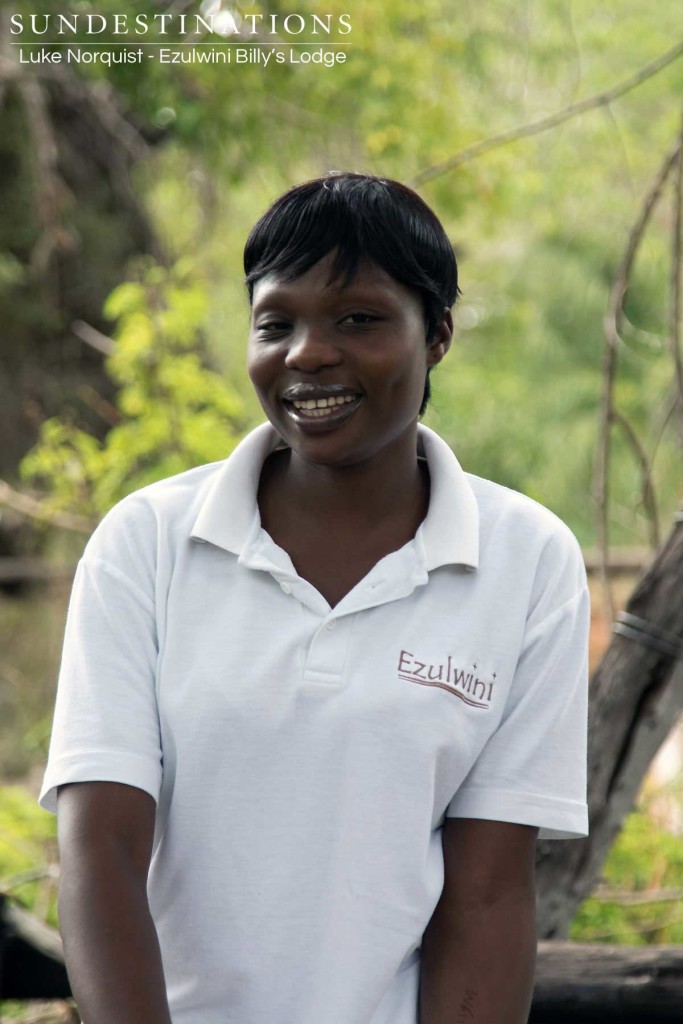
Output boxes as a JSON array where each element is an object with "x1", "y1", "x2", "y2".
[{"x1": 397, "y1": 649, "x2": 496, "y2": 709}]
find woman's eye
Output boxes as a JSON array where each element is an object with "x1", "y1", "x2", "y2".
[
  {"x1": 340, "y1": 313, "x2": 379, "y2": 325},
  {"x1": 256, "y1": 321, "x2": 290, "y2": 334}
]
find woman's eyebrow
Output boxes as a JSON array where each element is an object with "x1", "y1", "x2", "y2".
[
  {"x1": 251, "y1": 278, "x2": 396, "y2": 313},
  {"x1": 329, "y1": 285, "x2": 391, "y2": 300},
  {"x1": 251, "y1": 291, "x2": 292, "y2": 315}
]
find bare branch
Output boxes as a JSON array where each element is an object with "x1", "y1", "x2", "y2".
[
  {"x1": 71, "y1": 319, "x2": 116, "y2": 356},
  {"x1": 611, "y1": 408, "x2": 660, "y2": 550},
  {"x1": 594, "y1": 134, "x2": 683, "y2": 624},
  {"x1": 669, "y1": 108, "x2": 683, "y2": 403},
  {"x1": 592, "y1": 886, "x2": 683, "y2": 906},
  {"x1": 648, "y1": 385, "x2": 682, "y2": 475},
  {"x1": 0, "y1": 865, "x2": 59, "y2": 893},
  {"x1": 76, "y1": 384, "x2": 121, "y2": 427},
  {"x1": 0, "y1": 558, "x2": 76, "y2": 583},
  {"x1": 0, "y1": 480, "x2": 94, "y2": 533},
  {"x1": 16, "y1": 75, "x2": 75, "y2": 278},
  {"x1": 411, "y1": 40, "x2": 683, "y2": 185},
  {"x1": 87, "y1": 77, "x2": 149, "y2": 165},
  {"x1": 576, "y1": 909, "x2": 683, "y2": 941},
  {"x1": 1, "y1": 895, "x2": 64, "y2": 963}
]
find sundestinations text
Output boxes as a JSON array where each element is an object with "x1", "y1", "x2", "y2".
[{"x1": 10, "y1": 12, "x2": 352, "y2": 37}]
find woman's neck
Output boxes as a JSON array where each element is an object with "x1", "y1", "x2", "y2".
[{"x1": 258, "y1": 433, "x2": 430, "y2": 537}]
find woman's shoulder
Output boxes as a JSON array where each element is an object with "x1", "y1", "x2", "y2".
[
  {"x1": 422, "y1": 425, "x2": 581, "y2": 563},
  {"x1": 464, "y1": 471, "x2": 585, "y2": 585},
  {"x1": 81, "y1": 459, "x2": 228, "y2": 570},
  {"x1": 466, "y1": 471, "x2": 574, "y2": 532}
]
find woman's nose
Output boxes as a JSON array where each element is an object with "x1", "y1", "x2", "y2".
[{"x1": 284, "y1": 326, "x2": 342, "y2": 370}]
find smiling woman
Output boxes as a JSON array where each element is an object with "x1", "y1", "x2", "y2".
[
  {"x1": 244, "y1": 173, "x2": 458, "y2": 417},
  {"x1": 38, "y1": 172, "x2": 590, "y2": 1024},
  {"x1": 248, "y1": 255, "x2": 445, "y2": 455}
]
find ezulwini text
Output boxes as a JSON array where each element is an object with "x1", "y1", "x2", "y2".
[
  {"x1": 9, "y1": 12, "x2": 352, "y2": 37},
  {"x1": 397, "y1": 649, "x2": 496, "y2": 709}
]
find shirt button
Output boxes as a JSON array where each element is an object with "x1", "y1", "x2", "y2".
[
  {"x1": 325, "y1": 620, "x2": 336, "y2": 631},
  {"x1": 280, "y1": 582, "x2": 292, "y2": 594}
]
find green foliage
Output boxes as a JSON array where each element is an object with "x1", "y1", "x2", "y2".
[
  {"x1": 6, "y1": 0, "x2": 682, "y2": 543},
  {"x1": 0, "y1": 252, "x2": 25, "y2": 292},
  {"x1": 0, "y1": 786, "x2": 58, "y2": 928},
  {"x1": 19, "y1": 259, "x2": 248, "y2": 519},
  {"x1": 571, "y1": 796, "x2": 683, "y2": 944}
]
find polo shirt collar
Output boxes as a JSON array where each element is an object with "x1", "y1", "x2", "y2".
[
  {"x1": 416, "y1": 424, "x2": 479, "y2": 571},
  {"x1": 189, "y1": 421, "x2": 479, "y2": 572}
]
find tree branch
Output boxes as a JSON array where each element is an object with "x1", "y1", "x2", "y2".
[
  {"x1": 611, "y1": 408, "x2": 660, "y2": 551},
  {"x1": 16, "y1": 75, "x2": 75, "y2": 280},
  {"x1": 1, "y1": 866, "x2": 59, "y2": 894},
  {"x1": 594, "y1": 134, "x2": 683, "y2": 624},
  {"x1": 410, "y1": 40, "x2": 683, "y2": 185},
  {"x1": 76, "y1": 384, "x2": 121, "y2": 427},
  {"x1": 0, "y1": 480, "x2": 94, "y2": 533},
  {"x1": 592, "y1": 886, "x2": 683, "y2": 906},
  {"x1": 71, "y1": 319, "x2": 116, "y2": 356},
  {"x1": 669, "y1": 108, "x2": 683, "y2": 403},
  {"x1": 647, "y1": 385, "x2": 681, "y2": 479}
]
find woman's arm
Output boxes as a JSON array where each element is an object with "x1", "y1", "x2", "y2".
[
  {"x1": 419, "y1": 818, "x2": 538, "y2": 1024},
  {"x1": 57, "y1": 781, "x2": 173, "y2": 1024}
]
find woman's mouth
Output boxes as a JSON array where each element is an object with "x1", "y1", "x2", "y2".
[{"x1": 282, "y1": 393, "x2": 363, "y2": 431}]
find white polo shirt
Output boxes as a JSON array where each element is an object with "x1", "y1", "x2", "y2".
[{"x1": 39, "y1": 421, "x2": 589, "y2": 1024}]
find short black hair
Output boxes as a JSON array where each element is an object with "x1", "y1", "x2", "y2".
[{"x1": 243, "y1": 172, "x2": 460, "y2": 416}]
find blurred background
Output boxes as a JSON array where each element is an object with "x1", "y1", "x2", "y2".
[{"x1": 0, "y1": 1, "x2": 682, "y2": 1019}]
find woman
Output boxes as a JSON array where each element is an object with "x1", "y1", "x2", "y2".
[{"x1": 40, "y1": 173, "x2": 590, "y2": 1024}]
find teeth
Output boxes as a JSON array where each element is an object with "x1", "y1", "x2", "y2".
[{"x1": 291, "y1": 395, "x2": 358, "y2": 411}]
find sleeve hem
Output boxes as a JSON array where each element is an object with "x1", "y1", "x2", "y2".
[
  {"x1": 445, "y1": 786, "x2": 588, "y2": 840},
  {"x1": 38, "y1": 752, "x2": 162, "y2": 814}
]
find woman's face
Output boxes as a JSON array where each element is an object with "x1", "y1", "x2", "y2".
[{"x1": 247, "y1": 252, "x2": 451, "y2": 468}]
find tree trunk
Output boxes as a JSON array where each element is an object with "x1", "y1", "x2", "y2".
[
  {"x1": 535, "y1": 513, "x2": 683, "y2": 938},
  {"x1": 530, "y1": 941, "x2": 683, "y2": 1022},
  {"x1": 0, "y1": 894, "x2": 70, "y2": 999},
  {"x1": 0, "y1": 58, "x2": 162, "y2": 480}
]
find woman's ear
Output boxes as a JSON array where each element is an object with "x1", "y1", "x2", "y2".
[{"x1": 426, "y1": 308, "x2": 453, "y2": 367}]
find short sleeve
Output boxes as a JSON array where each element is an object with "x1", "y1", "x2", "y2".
[
  {"x1": 446, "y1": 534, "x2": 590, "y2": 840},
  {"x1": 38, "y1": 553, "x2": 162, "y2": 814}
]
